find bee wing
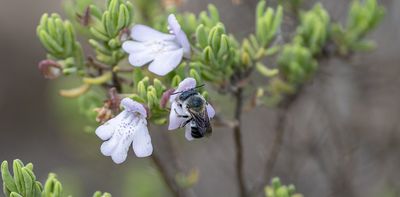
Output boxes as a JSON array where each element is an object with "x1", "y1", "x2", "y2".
[{"x1": 188, "y1": 107, "x2": 212, "y2": 137}]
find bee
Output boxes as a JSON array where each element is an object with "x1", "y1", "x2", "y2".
[{"x1": 172, "y1": 85, "x2": 212, "y2": 139}]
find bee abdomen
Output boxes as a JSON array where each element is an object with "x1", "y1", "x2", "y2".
[{"x1": 191, "y1": 126, "x2": 203, "y2": 138}]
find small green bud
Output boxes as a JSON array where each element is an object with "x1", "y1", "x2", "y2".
[
  {"x1": 196, "y1": 24, "x2": 208, "y2": 48},
  {"x1": 189, "y1": 69, "x2": 202, "y2": 83},
  {"x1": 207, "y1": 4, "x2": 220, "y2": 23},
  {"x1": 256, "y1": 63, "x2": 279, "y2": 77},
  {"x1": 217, "y1": 35, "x2": 229, "y2": 57},
  {"x1": 241, "y1": 52, "x2": 251, "y2": 66},
  {"x1": 202, "y1": 46, "x2": 215, "y2": 64},
  {"x1": 153, "y1": 79, "x2": 165, "y2": 97},
  {"x1": 276, "y1": 186, "x2": 289, "y2": 197},
  {"x1": 171, "y1": 75, "x2": 182, "y2": 87},
  {"x1": 137, "y1": 81, "x2": 147, "y2": 99}
]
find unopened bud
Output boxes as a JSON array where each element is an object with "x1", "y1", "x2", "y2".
[
  {"x1": 38, "y1": 59, "x2": 62, "y2": 79},
  {"x1": 160, "y1": 89, "x2": 175, "y2": 108}
]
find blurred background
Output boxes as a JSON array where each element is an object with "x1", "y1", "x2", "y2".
[{"x1": 0, "y1": 0, "x2": 399, "y2": 196}]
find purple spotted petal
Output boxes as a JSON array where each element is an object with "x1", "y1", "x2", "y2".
[
  {"x1": 121, "y1": 98, "x2": 147, "y2": 118},
  {"x1": 131, "y1": 24, "x2": 175, "y2": 42}
]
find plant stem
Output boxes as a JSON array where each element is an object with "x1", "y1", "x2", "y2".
[
  {"x1": 233, "y1": 87, "x2": 247, "y2": 197},
  {"x1": 151, "y1": 153, "x2": 182, "y2": 197},
  {"x1": 111, "y1": 72, "x2": 122, "y2": 92},
  {"x1": 249, "y1": 89, "x2": 301, "y2": 196}
]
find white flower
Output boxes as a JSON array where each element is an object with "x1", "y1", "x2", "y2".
[
  {"x1": 95, "y1": 98, "x2": 153, "y2": 164},
  {"x1": 122, "y1": 14, "x2": 190, "y2": 76},
  {"x1": 168, "y1": 78, "x2": 215, "y2": 141}
]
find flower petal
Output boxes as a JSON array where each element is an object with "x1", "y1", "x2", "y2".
[
  {"x1": 167, "y1": 14, "x2": 191, "y2": 58},
  {"x1": 170, "y1": 77, "x2": 197, "y2": 102},
  {"x1": 121, "y1": 98, "x2": 147, "y2": 118},
  {"x1": 185, "y1": 125, "x2": 194, "y2": 141},
  {"x1": 168, "y1": 102, "x2": 186, "y2": 130},
  {"x1": 100, "y1": 134, "x2": 120, "y2": 157},
  {"x1": 122, "y1": 41, "x2": 147, "y2": 53},
  {"x1": 128, "y1": 50, "x2": 156, "y2": 67},
  {"x1": 132, "y1": 119, "x2": 153, "y2": 157},
  {"x1": 148, "y1": 48, "x2": 183, "y2": 76},
  {"x1": 110, "y1": 134, "x2": 132, "y2": 164},
  {"x1": 95, "y1": 111, "x2": 126, "y2": 140},
  {"x1": 131, "y1": 24, "x2": 175, "y2": 42},
  {"x1": 168, "y1": 14, "x2": 181, "y2": 35},
  {"x1": 206, "y1": 104, "x2": 216, "y2": 119},
  {"x1": 176, "y1": 31, "x2": 191, "y2": 58}
]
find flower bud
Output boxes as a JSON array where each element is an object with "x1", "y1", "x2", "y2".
[
  {"x1": 38, "y1": 60, "x2": 62, "y2": 79},
  {"x1": 160, "y1": 89, "x2": 175, "y2": 109}
]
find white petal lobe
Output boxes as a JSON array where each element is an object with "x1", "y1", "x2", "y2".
[
  {"x1": 148, "y1": 48, "x2": 184, "y2": 76},
  {"x1": 132, "y1": 119, "x2": 153, "y2": 157},
  {"x1": 131, "y1": 25, "x2": 175, "y2": 42}
]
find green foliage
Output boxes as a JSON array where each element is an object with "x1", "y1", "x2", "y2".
[
  {"x1": 129, "y1": 77, "x2": 169, "y2": 125},
  {"x1": 265, "y1": 177, "x2": 303, "y2": 197},
  {"x1": 42, "y1": 174, "x2": 63, "y2": 197},
  {"x1": 37, "y1": 13, "x2": 84, "y2": 75},
  {"x1": 88, "y1": 0, "x2": 134, "y2": 65},
  {"x1": 1, "y1": 160, "x2": 42, "y2": 197},
  {"x1": 193, "y1": 22, "x2": 238, "y2": 84},
  {"x1": 2, "y1": 160, "x2": 112, "y2": 197},
  {"x1": 256, "y1": 0, "x2": 283, "y2": 48},
  {"x1": 278, "y1": 40, "x2": 318, "y2": 85},
  {"x1": 92, "y1": 191, "x2": 112, "y2": 197},
  {"x1": 332, "y1": 0, "x2": 384, "y2": 55},
  {"x1": 296, "y1": 3, "x2": 330, "y2": 54}
]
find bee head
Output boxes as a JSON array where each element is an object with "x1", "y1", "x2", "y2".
[{"x1": 186, "y1": 96, "x2": 205, "y2": 111}]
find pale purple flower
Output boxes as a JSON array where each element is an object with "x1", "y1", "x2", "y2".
[
  {"x1": 96, "y1": 98, "x2": 153, "y2": 164},
  {"x1": 122, "y1": 14, "x2": 190, "y2": 76},
  {"x1": 168, "y1": 78, "x2": 215, "y2": 141}
]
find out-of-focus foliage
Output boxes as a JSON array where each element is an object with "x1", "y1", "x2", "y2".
[
  {"x1": 1, "y1": 160, "x2": 42, "y2": 197},
  {"x1": 264, "y1": 177, "x2": 303, "y2": 197},
  {"x1": 37, "y1": 13, "x2": 84, "y2": 75},
  {"x1": 88, "y1": 0, "x2": 134, "y2": 65},
  {"x1": 1, "y1": 160, "x2": 112, "y2": 197},
  {"x1": 332, "y1": 0, "x2": 385, "y2": 55}
]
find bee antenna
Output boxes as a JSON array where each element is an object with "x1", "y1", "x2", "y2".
[
  {"x1": 194, "y1": 84, "x2": 205, "y2": 89},
  {"x1": 170, "y1": 84, "x2": 206, "y2": 95}
]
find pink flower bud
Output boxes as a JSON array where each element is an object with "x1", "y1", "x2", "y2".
[
  {"x1": 160, "y1": 89, "x2": 175, "y2": 109},
  {"x1": 38, "y1": 60, "x2": 62, "y2": 79}
]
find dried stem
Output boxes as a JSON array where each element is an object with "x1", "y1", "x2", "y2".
[
  {"x1": 249, "y1": 87, "x2": 302, "y2": 196},
  {"x1": 233, "y1": 87, "x2": 247, "y2": 197},
  {"x1": 150, "y1": 153, "x2": 182, "y2": 197}
]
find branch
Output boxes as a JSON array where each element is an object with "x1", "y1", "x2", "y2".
[
  {"x1": 150, "y1": 153, "x2": 182, "y2": 197},
  {"x1": 249, "y1": 86, "x2": 303, "y2": 196},
  {"x1": 233, "y1": 87, "x2": 247, "y2": 197}
]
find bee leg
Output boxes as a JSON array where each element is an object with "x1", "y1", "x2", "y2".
[
  {"x1": 181, "y1": 118, "x2": 193, "y2": 128},
  {"x1": 174, "y1": 108, "x2": 190, "y2": 118}
]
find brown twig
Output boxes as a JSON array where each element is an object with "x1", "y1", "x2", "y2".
[
  {"x1": 249, "y1": 86, "x2": 302, "y2": 196},
  {"x1": 233, "y1": 87, "x2": 247, "y2": 197},
  {"x1": 150, "y1": 153, "x2": 182, "y2": 197}
]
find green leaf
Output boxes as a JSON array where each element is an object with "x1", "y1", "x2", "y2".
[
  {"x1": 256, "y1": 63, "x2": 279, "y2": 77},
  {"x1": 1, "y1": 161, "x2": 17, "y2": 193},
  {"x1": 21, "y1": 168, "x2": 32, "y2": 196},
  {"x1": 196, "y1": 24, "x2": 208, "y2": 48},
  {"x1": 12, "y1": 160, "x2": 24, "y2": 194}
]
